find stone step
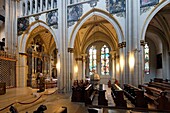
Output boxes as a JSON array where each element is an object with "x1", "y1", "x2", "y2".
[{"x1": 0, "y1": 89, "x2": 48, "y2": 113}]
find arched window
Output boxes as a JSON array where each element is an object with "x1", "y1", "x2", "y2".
[
  {"x1": 144, "y1": 43, "x2": 149, "y2": 74},
  {"x1": 101, "y1": 45, "x2": 110, "y2": 75},
  {"x1": 89, "y1": 46, "x2": 97, "y2": 75},
  {"x1": 22, "y1": 3, "x2": 25, "y2": 16}
]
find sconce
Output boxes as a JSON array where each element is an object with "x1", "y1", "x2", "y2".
[
  {"x1": 120, "y1": 55, "x2": 124, "y2": 71},
  {"x1": 129, "y1": 52, "x2": 135, "y2": 71},
  {"x1": 56, "y1": 60, "x2": 60, "y2": 73},
  {"x1": 74, "y1": 65, "x2": 78, "y2": 73},
  {"x1": 116, "y1": 63, "x2": 120, "y2": 73}
]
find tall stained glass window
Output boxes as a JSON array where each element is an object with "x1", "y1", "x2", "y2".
[
  {"x1": 144, "y1": 43, "x2": 149, "y2": 74},
  {"x1": 101, "y1": 45, "x2": 109, "y2": 75},
  {"x1": 89, "y1": 46, "x2": 97, "y2": 75}
]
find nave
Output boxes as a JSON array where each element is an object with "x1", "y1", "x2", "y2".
[{"x1": 0, "y1": 81, "x2": 169, "y2": 113}]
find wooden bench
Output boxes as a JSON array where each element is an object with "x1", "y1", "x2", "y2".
[
  {"x1": 148, "y1": 81, "x2": 170, "y2": 91},
  {"x1": 85, "y1": 84, "x2": 96, "y2": 106},
  {"x1": 111, "y1": 84, "x2": 127, "y2": 107},
  {"x1": 98, "y1": 84, "x2": 108, "y2": 106},
  {"x1": 124, "y1": 84, "x2": 147, "y2": 108},
  {"x1": 140, "y1": 84, "x2": 170, "y2": 110}
]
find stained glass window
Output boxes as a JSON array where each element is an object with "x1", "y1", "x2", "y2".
[
  {"x1": 101, "y1": 45, "x2": 110, "y2": 75},
  {"x1": 89, "y1": 46, "x2": 97, "y2": 75},
  {"x1": 144, "y1": 43, "x2": 149, "y2": 74}
]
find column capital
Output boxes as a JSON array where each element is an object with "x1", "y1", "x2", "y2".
[
  {"x1": 122, "y1": 41, "x2": 126, "y2": 47},
  {"x1": 118, "y1": 43, "x2": 123, "y2": 48},
  {"x1": 75, "y1": 57, "x2": 82, "y2": 61},
  {"x1": 68, "y1": 48, "x2": 74, "y2": 53},
  {"x1": 140, "y1": 40, "x2": 145, "y2": 46},
  {"x1": 110, "y1": 50, "x2": 116, "y2": 55},
  {"x1": 81, "y1": 53, "x2": 87, "y2": 57}
]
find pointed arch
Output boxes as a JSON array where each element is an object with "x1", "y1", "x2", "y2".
[
  {"x1": 141, "y1": 1, "x2": 170, "y2": 41},
  {"x1": 69, "y1": 8, "x2": 124, "y2": 48},
  {"x1": 19, "y1": 21, "x2": 59, "y2": 53}
]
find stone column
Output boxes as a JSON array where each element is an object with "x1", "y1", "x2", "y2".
[
  {"x1": 51, "y1": 0, "x2": 54, "y2": 9},
  {"x1": 118, "y1": 43, "x2": 123, "y2": 87},
  {"x1": 81, "y1": 53, "x2": 87, "y2": 80},
  {"x1": 68, "y1": 48, "x2": 74, "y2": 91},
  {"x1": 35, "y1": 0, "x2": 37, "y2": 13},
  {"x1": 30, "y1": 0, "x2": 33, "y2": 15},
  {"x1": 132, "y1": 0, "x2": 140, "y2": 87},
  {"x1": 45, "y1": 0, "x2": 48, "y2": 10},
  {"x1": 140, "y1": 40, "x2": 145, "y2": 85},
  {"x1": 40, "y1": 0, "x2": 43, "y2": 11},
  {"x1": 110, "y1": 50, "x2": 116, "y2": 80},
  {"x1": 121, "y1": 42, "x2": 126, "y2": 85},
  {"x1": 17, "y1": 54, "x2": 28, "y2": 87},
  {"x1": 76, "y1": 57, "x2": 82, "y2": 80}
]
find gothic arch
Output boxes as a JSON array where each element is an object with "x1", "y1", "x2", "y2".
[
  {"x1": 141, "y1": 1, "x2": 170, "y2": 41},
  {"x1": 19, "y1": 21, "x2": 59, "y2": 53},
  {"x1": 69, "y1": 8, "x2": 124, "y2": 48}
]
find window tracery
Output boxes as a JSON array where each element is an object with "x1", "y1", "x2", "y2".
[
  {"x1": 101, "y1": 45, "x2": 110, "y2": 75},
  {"x1": 144, "y1": 43, "x2": 149, "y2": 74}
]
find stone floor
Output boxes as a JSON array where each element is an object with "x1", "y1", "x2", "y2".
[{"x1": 0, "y1": 87, "x2": 168, "y2": 113}]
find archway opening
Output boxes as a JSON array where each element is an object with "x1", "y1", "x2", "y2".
[
  {"x1": 26, "y1": 25, "x2": 57, "y2": 88},
  {"x1": 73, "y1": 15, "x2": 120, "y2": 84},
  {"x1": 144, "y1": 3, "x2": 170, "y2": 82}
]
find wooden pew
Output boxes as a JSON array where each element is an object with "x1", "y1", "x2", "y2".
[
  {"x1": 98, "y1": 84, "x2": 108, "y2": 106},
  {"x1": 111, "y1": 84, "x2": 127, "y2": 108},
  {"x1": 124, "y1": 84, "x2": 147, "y2": 108},
  {"x1": 85, "y1": 84, "x2": 96, "y2": 106},
  {"x1": 139, "y1": 84, "x2": 170, "y2": 110},
  {"x1": 71, "y1": 80, "x2": 89, "y2": 102}
]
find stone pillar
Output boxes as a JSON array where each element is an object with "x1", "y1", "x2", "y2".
[
  {"x1": 132, "y1": 0, "x2": 140, "y2": 87},
  {"x1": 40, "y1": 0, "x2": 43, "y2": 11},
  {"x1": 30, "y1": 0, "x2": 33, "y2": 15},
  {"x1": 110, "y1": 51, "x2": 116, "y2": 80},
  {"x1": 35, "y1": 0, "x2": 37, "y2": 13},
  {"x1": 45, "y1": 0, "x2": 48, "y2": 10},
  {"x1": 17, "y1": 54, "x2": 28, "y2": 87},
  {"x1": 121, "y1": 42, "x2": 126, "y2": 85},
  {"x1": 140, "y1": 40, "x2": 145, "y2": 85},
  {"x1": 81, "y1": 53, "x2": 87, "y2": 80},
  {"x1": 68, "y1": 48, "x2": 74, "y2": 91},
  {"x1": 76, "y1": 57, "x2": 82, "y2": 80},
  {"x1": 118, "y1": 43, "x2": 124, "y2": 87},
  {"x1": 51, "y1": 0, "x2": 54, "y2": 9},
  {"x1": 58, "y1": 0, "x2": 68, "y2": 93}
]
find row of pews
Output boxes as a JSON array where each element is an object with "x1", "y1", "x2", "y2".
[
  {"x1": 72, "y1": 78, "x2": 170, "y2": 112},
  {"x1": 71, "y1": 80, "x2": 108, "y2": 106},
  {"x1": 110, "y1": 78, "x2": 170, "y2": 111},
  {"x1": 139, "y1": 78, "x2": 170, "y2": 110}
]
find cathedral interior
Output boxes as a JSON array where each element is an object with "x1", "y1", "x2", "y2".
[{"x1": 0, "y1": 0, "x2": 170, "y2": 113}]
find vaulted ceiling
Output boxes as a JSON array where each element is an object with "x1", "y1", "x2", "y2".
[
  {"x1": 75, "y1": 15, "x2": 118, "y2": 53},
  {"x1": 26, "y1": 26, "x2": 56, "y2": 53},
  {"x1": 147, "y1": 3, "x2": 170, "y2": 51}
]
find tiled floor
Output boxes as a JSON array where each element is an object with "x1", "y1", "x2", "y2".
[{"x1": 0, "y1": 87, "x2": 168, "y2": 113}]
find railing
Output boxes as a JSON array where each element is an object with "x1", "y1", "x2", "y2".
[
  {"x1": 0, "y1": 50, "x2": 16, "y2": 60},
  {"x1": 0, "y1": 87, "x2": 61, "y2": 112}
]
